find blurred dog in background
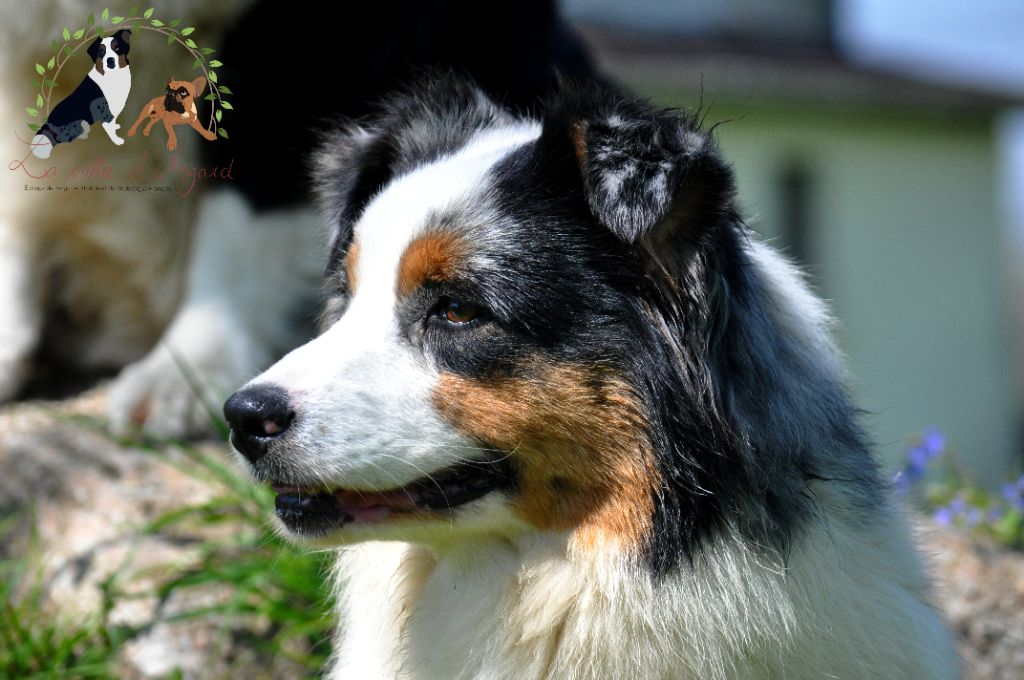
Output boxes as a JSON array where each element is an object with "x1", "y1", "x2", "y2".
[{"x1": 0, "y1": 0, "x2": 601, "y2": 437}]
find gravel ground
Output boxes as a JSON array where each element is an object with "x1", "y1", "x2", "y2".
[{"x1": 2, "y1": 387, "x2": 1021, "y2": 678}]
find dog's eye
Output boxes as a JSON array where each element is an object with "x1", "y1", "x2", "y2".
[{"x1": 434, "y1": 298, "x2": 484, "y2": 325}]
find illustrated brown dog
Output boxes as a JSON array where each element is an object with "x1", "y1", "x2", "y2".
[{"x1": 127, "y1": 75, "x2": 216, "y2": 151}]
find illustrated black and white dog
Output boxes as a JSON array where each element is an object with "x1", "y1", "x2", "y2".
[
  {"x1": 31, "y1": 30, "x2": 131, "y2": 159},
  {"x1": 223, "y1": 75, "x2": 959, "y2": 679}
]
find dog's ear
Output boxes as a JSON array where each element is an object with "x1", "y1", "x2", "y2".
[
  {"x1": 542, "y1": 85, "x2": 734, "y2": 247},
  {"x1": 167, "y1": 75, "x2": 174, "y2": 86},
  {"x1": 113, "y1": 29, "x2": 131, "y2": 48},
  {"x1": 312, "y1": 123, "x2": 397, "y2": 254},
  {"x1": 190, "y1": 76, "x2": 207, "y2": 97},
  {"x1": 86, "y1": 37, "x2": 102, "y2": 62}
]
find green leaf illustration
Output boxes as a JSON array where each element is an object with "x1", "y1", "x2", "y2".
[
  {"x1": 208, "y1": 60, "x2": 223, "y2": 68},
  {"x1": 220, "y1": 100, "x2": 233, "y2": 110},
  {"x1": 215, "y1": 110, "x2": 222, "y2": 122},
  {"x1": 36, "y1": 94, "x2": 43, "y2": 107},
  {"x1": 200, "y1": 47, "x2": 215, "y2": 55},
  {"x1": 50, "y1": 39, "x2": 59, "y2": 53},
  {"x1": 192, "y1": 58, "x2": 202, "y2": 69},
  {"x1": 168, "y1": 33, "x2": 176, "y2": 45},
  {"x1": 143, "y1": 7, "x2": 154, "y2": 19},
  {"x1": 47, "y1": 56, "x2": 55, "y2": 69},
  {"x1": 87, "y1": 14, "x2": 95, "y2": 26},
  {"x1": 44, "y1": 79, "x2": 58, "y2": 88},
  {"x1": 207, "y1": 70, "x2": 217, "y2": 82},
  {"x1": 217, "y1": 85, "x2": 233, "y2": 95},
  {"x1": 111, "y1": 16, "x2": 124, "y2": 24},
  {"x1": 170, "y1": 19, "x2": 181, "y2": 27},
  {"x1": 218, "y1": 128, "x2": 228, "y2": 139},
  {"x1": 151, "y1": 19, "x2": 164, "y2": 27},
  {"x1": 28, "y1": 123, "x2": 40, "y2": 132},
  {"x1": 26, "y1": 107, "x2": 39, "y2": 117},
  {"x1": 35, "y1": 63, "x2": 45, "y2": 75},
  {"x1": 73, "y1": 28, "x2": 85, "y2": 39},
  {"x1": 101, "y1": 7, "x2": 109, "y2": 21},
  {"x1": 181, "y1": 27, "x2": 195, "y2": 36},
  {"x1": 204, "y1": 94, "x2": 215, "y2": 101},
  {"x1": 185, "y1": 38, "x2": 197, "y2": 49},
  {"x1": 62, "y1": 27, "x2": 71, "y2": 41},
  {"x1": 129, "y1": 5, "x2": 139, "y2": 16}
]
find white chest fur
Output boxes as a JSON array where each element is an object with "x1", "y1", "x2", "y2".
[
  {"x1": 90, "y1": 67, "x2": 130, "y2": 118},
  {"x1": 328, "y1": 501, "x2": 957, "y2": 680}
]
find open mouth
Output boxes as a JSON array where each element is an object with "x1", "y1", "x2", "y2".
[{"x1": 271, "y1": 458, "x2": 512, "y2": 535}]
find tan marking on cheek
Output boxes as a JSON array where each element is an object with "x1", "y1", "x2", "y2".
[
  {"x1": 571, "y1": 122, "x2": 588, "y2": 165},
  {"x1": 397, "y1": 231, "x2": 465, "y2": 297},
  {"x1": 345, "y1": 240, "x2": 360, "y2": 292},
  {"x1": 95, "y1": 59, "x2": 105, "y2": 76},
  {"x1": 433, "y1": 363, "x2": 658, "y2": 554},
  {"x1": 118, "y1": 54, "x2": 128, "y2": 68}
]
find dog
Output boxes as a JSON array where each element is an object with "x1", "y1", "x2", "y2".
[
  {"x1": 30, "y1": 30, "x2": 131, "y2": 159},
  {"x1": 126, "y1": 76, "x2": 216, "y2": 151},
  {"x1": 223, "y1": 75, "x2": 959, "y2": 679}
]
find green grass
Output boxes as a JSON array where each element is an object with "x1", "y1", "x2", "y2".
[{"x1": 1, "y1": 426, "x2": 335, "y2": 679}]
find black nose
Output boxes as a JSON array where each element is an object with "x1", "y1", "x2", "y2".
[
  {"x1": 106, "y1": 57, "x2": 115, "y2": 69},
  {"x1": 223, "y1": 384, "x2": 294, "y2": 464}
]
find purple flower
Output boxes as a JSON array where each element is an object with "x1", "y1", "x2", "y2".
[
  {"x1": 933, "y1": 506, "x2": 954, "y2": 526},
  {"x1": 920, "y1": 428, "x2": 946, "y2": 458},
  {"x1": 897, "y1": 429, "x2": 947, "y2": 489},
  {"x1": 1003, "y1": 480, "x2": 1024, "y2": 511},
  {"x1": 948, "y1": 496, "x2": 967, "y2": 514}
]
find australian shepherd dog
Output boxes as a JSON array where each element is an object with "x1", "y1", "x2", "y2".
[{"x1": 224, "y1": 75, "x2": 958, "y2": 679}]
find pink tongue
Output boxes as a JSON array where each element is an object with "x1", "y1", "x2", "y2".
[{"x1": 334, "y1": 489, "x2": 419, "y2": 512}]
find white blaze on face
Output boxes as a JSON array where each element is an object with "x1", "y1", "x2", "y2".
[{"x1": 246, "y1": 123, "x2": 541, "y2": 489}]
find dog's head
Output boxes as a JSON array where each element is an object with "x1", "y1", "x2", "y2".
[
  {"x1": 163, "y1": 76, "x2": 206, "y2": 114},
  {"x1": 87, "y1": 30, "x2": 131, "y2": 76},
  {"x1": 225, "y1": 76, "x2": 746, "y2": 559}
]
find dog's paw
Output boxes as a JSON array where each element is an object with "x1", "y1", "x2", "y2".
[
  {"x1": 167, "y1": 138, "x2": 177, "y2": 151},
  {"x1": 111, "y1": 136, "x2": 125, "y2": 146},
  {"x1": 30, "y1": 134, "x2": 52, "y2": 160},
  {"x1": 107, "y1": 311, "x2": 272, "y2": 439}
]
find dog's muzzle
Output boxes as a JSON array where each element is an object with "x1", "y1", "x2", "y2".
[{"x1": 106, "y1": 56, "x2": 115, "y2": 69}]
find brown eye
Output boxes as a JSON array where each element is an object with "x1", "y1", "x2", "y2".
[{"x1": 438, "y1": 298, "x2": 482, "y2": 325}]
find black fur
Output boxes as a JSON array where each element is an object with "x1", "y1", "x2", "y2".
[{"x1": 204, "y1": 0, "x2": 604, "y2": 210}]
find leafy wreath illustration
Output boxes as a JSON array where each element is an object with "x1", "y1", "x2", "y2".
[{"x1": 25, "y1": 6, "x2": 233, "y2": 143}]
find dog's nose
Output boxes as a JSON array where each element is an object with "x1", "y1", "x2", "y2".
[
  {"x1": 106, "y1": 57, "x2": 115, "y2": 69},
  {"x1": 223, "y1": 384, "x2": 294, "y2": 464}
]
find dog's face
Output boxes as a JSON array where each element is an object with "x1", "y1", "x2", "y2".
[
  {"x1": 87, "y1": 30, "x2": 131, "y2": 76},
  {"x1": 163, "y1": 76, "x2": 206, "y2": 114},
  {"x1": 225, "y1": 79, "x2": 734, "y2": 554}
]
